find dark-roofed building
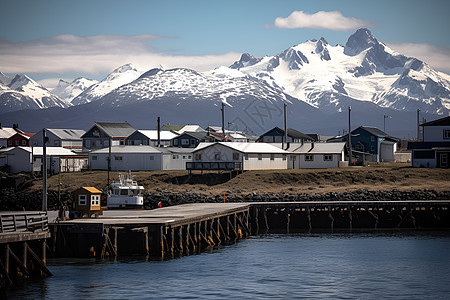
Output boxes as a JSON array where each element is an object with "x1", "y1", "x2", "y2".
[
  {"x1": 329, "y1": 126, "x2": 399, "y2": 163},
  {"x1": 408, "y1": 116, "x2": 450, "y2": 168},
  {"x1": 257, "y1": 127, "x2": 313, "y2": 148},
  {"x1": 81, "y1": 122, "x2": 136, "y2": 152},
  {"x1": 7, "y1": 132, "x2": 34, "y2": 147},
  {"x1": 30, "y1": 128, "x2": 86, "y2": 151},
  {"x1": 172, "y1": 131, "x2": 218, "y2": 148}
]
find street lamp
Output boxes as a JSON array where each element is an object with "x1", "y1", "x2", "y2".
[{"x1": 383, "y1": 115, "x2": 391, "y2": 132}]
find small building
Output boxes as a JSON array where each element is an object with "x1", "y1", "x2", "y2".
[
  {"x1": 72, "y1": 187, "x2": 102, "y2": 216},
  {"x1": 257, "y1": 127, "x2": 314, "y2": 148},
  {"x1": 192, "y1": 142, "x2": 288, "y2": 170},
  {"x1": 126, "y1": 130, "x2": 179, "y2": 147},
  {"x1": 0, "y1": 146, "x2": 85, "y2": 173},
  {"x1": 289, "y1": 142, "x2": 347, "y2": 169},
  {"x1": 7, "y1": 132, "x2": 34, "y2": 147},
  {"x1": 408, "y1": 116, "x2": 450, "y2": 168},
  {"x1": 30, "y1": 128, "x2": 86, "y2": 151},
  {"x1": 172, "y1": 132, "x2": 218, "y2": 148},
  {"x1": 0, "y1": 124, "x2": 22, "y2": 148},
  {"x1": 89, "y1": 145, "x2": 194, "y2": 171},
  {"x1": 82, "y1": 122, "x2": 136, "y2": 152}
]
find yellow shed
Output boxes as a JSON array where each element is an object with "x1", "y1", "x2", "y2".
[{"x1": 73, "y1": 187, "x2": 102, "y2": 216}]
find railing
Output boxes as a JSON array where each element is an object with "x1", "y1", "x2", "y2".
[
  {"x1": 0, "y1": 212, "x2": 49, "y2": 234},
  {"x1": 186, "y1": 162, "x2": 242, "y2": 171}
]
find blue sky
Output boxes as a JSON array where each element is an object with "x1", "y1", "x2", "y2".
[{"x1": 1, "y1": 0, "x2": 449, "y2": 86}]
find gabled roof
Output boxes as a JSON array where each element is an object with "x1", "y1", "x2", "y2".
[
  {"x1": 47, "y1": 129, "x2": 86, "y2": 140},
  {"x1": 354, "y1": 126, "x2": 399, "y2": 142},
  {"x1": 83, "y1": 122, "x2": 136, "y2": 138},
  {"x1": 135, "y1": 130, "x2": 179, "y2": 140},
  {"x1": 194, "y1": 142, "x2": 289, "y2": 154},
  {"x1": 162, "y1": 124, "x2": 204, "y2": 134},
  {"x1": 0, "y1": 127, "x2": 18, "y2": 139},
  {"x1": 258, "y1": 126, "x2": 313, "y2": 141},
  {"x1": 78, "y1": 187, "x2": 102, "y2": 194},
  {"x1": 420, "y1": 116, "x2": 450, "y2": 127},
  {"x1": 161, "y1": 125, "x2": 184, "y2": 132},
  {"x1": 176, "y1": 131, "x2": 216, "y2": 141},
  {"x1": 291, "y1": 142, "x2": 346, "y2": 154},
  {"x1": 9, "y1": 132, "x2": 34, "y2": 139}
]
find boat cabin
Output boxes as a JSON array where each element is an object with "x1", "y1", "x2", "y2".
[{"x1": 73, "y1": 187, "x2": 103, "y2": 216}]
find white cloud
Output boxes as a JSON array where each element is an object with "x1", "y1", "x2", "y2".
[
  {"x1": 386, "y1": 42, "x2": 450, "y2": 73},
  {"x1": 0, "y1": 34, "x2": 240, "y2": 78},
  {"x1": 271, "y1": 10, "x2": 371, "y2": 31}
]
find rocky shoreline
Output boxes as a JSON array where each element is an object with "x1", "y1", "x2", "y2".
[{"x1": 1, "y1": 187, "x2": 449, "y2": 211}]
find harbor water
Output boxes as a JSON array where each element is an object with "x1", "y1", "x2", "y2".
[{"x1": 4, "y1": 231, "x2": 450, "y2": 299}]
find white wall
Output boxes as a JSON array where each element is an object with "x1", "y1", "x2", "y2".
[
  {"x1": 89, "y1": 152, "x2": 163, "y2": 171},
  {"x1": 423, "y1": 126, "x2": 449, "y2": 142},
  {"x1": 162, "y1": 153, "x2": 191, "y2": 170},
  {"x1": 295, "y1": 154, "x2": 342, "y2": 169},
  {"x1": 380, "y1": 143, "x2": 395, "y2": 162},
  {"x1": 242, "y1": 153, "x2": 287, "y2": 170}
]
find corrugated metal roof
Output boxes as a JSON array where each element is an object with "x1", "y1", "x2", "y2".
[
  {"x1": 0, "y1": 128, "x2": 18, "y2": 139},
  {"x1": 420, "y1": 116, "x2": 450, "y2": 127},
  {"x1": 194, "y1": 142, "x2": 289, "y2": 154},
  {"x1": 95, "y1": 122, "x2": 136, "y2": 138},
  {"x1": 90, "y1": 145, "x2": 168, "y2": 154},
  {"x1": 48, "y1": 129, "x2": 86, "y2": 140},
  {"x1": 138, "y1": 130, "x2": 179, "y2": 140},
  {"x1": 291, "y1": 142, "x2": 346, "y2": 154}
]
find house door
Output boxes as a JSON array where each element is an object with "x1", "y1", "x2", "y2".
[{"x1": 439, "y1": 153, "x2": 448, "y2": 168}]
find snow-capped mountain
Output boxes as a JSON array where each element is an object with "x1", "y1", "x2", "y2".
[
  {"x1": 0, "y1": 73, "x2": 70, "y2": 113},
  {"x1": 52, "y1": 77, "x2": 98, "y2": 102},
  {"x1": 230, "y1": 28, "x2": 450, "y2": 115},
  {"x1": 71, "y1": 63, "x2": 143, "y2": 105}
]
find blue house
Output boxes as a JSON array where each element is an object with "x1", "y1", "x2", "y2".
[{"x1": 329, "y1": 126, "x2": 399, "y2": 163}]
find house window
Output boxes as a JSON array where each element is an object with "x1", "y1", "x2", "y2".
[
  {"x1": 22, "y1": 140, "x2": 27, "y2": 145},
  {"x1": 92, "y1": 156, "x2": 97, "y2": 161},
  {"x1": 150, "y1": 156, "x2": 154, "y2": 160},
  {"x1": 188, "y1": 155, "x2": 192, "y2": 159},
  {"x1": 85, "y1": 140, "x2": 90, "y2": 147},
  {"x1": 78, "y1": 195, "x2": 87, "y2": 206},
  {"x1": 182, "y1": 139, "x2": 189, "y2": 145},
  {"x1": 115, "y1": 156, "x2": 122, "y2": 160},
  {"x1": 270, "y1": 154, "x2": 275, "y2": 160},
  {"x1": 15, "y1": 140, "x2": 19, "y2": 146},
  {"x1": 371, "y1": 146, "x2": 375, "y2": 152},
  {"x1": 305, "y1": 155, "x2": 313, "y2": 161},
  {"x1": 173, "y1": 155, "x2": 179, "y2": 159},
  {"x1": 120, "y1": 140, "x2": 124, "y2": 145},
  {"x1": 91, "y1": 195, "x2": 100, "y2": 206},
  {"x1": 214, "y1": 153, "x2": 221, "y2": 160},
  {"x1": 282, "y1": 154, "x2": 287, "y2": 161},
  {"x1": 190, "y1": 140, "x2": 196, "y2": 145},
  {"x1": 444, "y1": 130, "x2": 450, "y2": 140},
  {"x1": 258, "y1": 154, "x2": 262, "y2": 160},
  {"x1": 371, "y1": 136, "x2": 375, "y2": 142},
  {"x1": 104, "y1": 140, "x2": 109, "y2": 147},
  {"x1": 8, "y1": 140, "x2": 12, "y2": 146},
  {"x1": 195, "y1": 154, "x2": 202, "y2": 160},
  {"x1": 233, "y1": 152, "x2": 240, "y2": 160},
  {"x1": 174, "y1": 139, "x2": 179, "y2": 146},
  {"x1": 183, "y1": 155, "x2": 187, "y2": 159},
  {"x1": 324, "y1": 155, "x2": 333, "y2": 161},
  {"x1": 96, "y1": 140, "x2": 102, "y2": 147}
]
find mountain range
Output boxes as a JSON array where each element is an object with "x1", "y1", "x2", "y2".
[{"x1": 0, "y1": 29, "x2": 449, "y2": 138}]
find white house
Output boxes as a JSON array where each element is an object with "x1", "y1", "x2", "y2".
[
  {"x1": 88, "y1": 145, "x2": 194, "y2": 171},
  {"x1": 0, "y1": 146, "x2": 84, "y2": 173},
  {"x1": 289, "y1": 142, "x2": 347, "y2": 169},
  {"x1": 30, "y1": 128, "x2": 86, "y2": 151},
  {"x1": 0, "y1": 125, "x2": 21, "y2": 148},
  {"x1": 192, "y1": 142, "x2": 288, "y2": 170}
]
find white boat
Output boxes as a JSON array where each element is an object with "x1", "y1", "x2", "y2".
[{"x1": 107, "y1": 172, "x2": 144, "y2": 209}]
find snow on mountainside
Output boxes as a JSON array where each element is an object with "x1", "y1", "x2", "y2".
[
  {"x1": 71, "y1": 63, "x2": 142, "y2": 105},
  {"x1": 0, "y1": 73, "x2": 70, "y2": 113},
  {"x1": 52, "y1": 77, "x2": 98, "y2": 102},
  {"x1": 230, "y1": 28, "x2": 450, "y2": 115},
  {"x1": 97, "y1": 67, "x2": 294, "y2": 107}
]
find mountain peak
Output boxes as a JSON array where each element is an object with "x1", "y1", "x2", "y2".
[
  {"x1": 9, "y1": 74, "x2": 34, "y2": 90},
  {"x1": 112, "y1": 63, "x2": 138, "y2": 74},
  {"x1": 344, "y1": 28, "x2": 378, "y2": 55},
  {"x1": 230, "y1": 53, "x2": 262, "y2": 69}
]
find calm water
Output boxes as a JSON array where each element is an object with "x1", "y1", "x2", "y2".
[{"x1": 4, "y1": 232, "x2": 450, "y2": 299}]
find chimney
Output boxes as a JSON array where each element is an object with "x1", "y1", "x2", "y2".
[
  {"x1": 0, "y1": 122, "x2": 2, "y2": 129},
  {"x1": 13, "y1": 123, "x2": 19, "y2": 131}
]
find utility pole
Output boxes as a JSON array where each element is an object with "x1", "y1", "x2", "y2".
[
  {"x1": 221, "y1": 102, "x2": 225, "y2": 138},
  {"x1": 42, "y1": 129, "x2": 48, "y2": 211},
  {"x1": 383, "y1": 115, "x2": 391, "y2": 132},
  {"x1": 157, "y1": 116, "x2": 161, "y2": 147},
  {"x1": 348, "y1": 106, "x2": 352, "y2": 166},
  {"x1": 108, "y1": 137, "x2": 112, "y2": 189},
  {"x1": 417, "y1": 109, "x2": 420, "y2": 141},
  {"x1": 283, "y1": 103, "x2": 287, "y2": 150}
]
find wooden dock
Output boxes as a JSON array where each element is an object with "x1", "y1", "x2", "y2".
[
  {"x1": 51, "y1": 203, "x2": 251, "y2": 259},
  {"x1": 0, "y1": 211, "x2": 52, "y2": 288}
]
